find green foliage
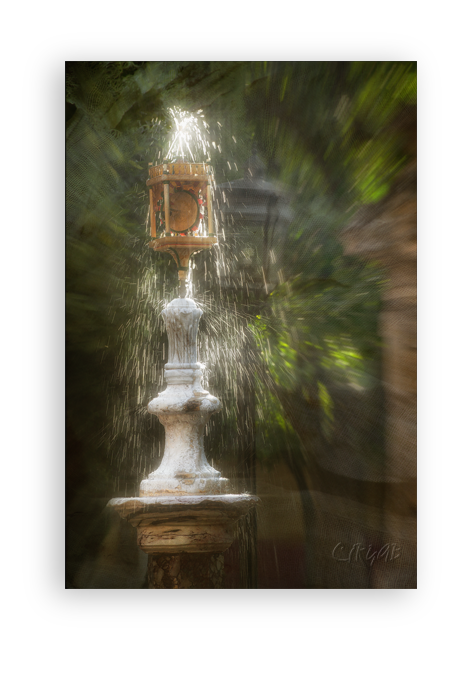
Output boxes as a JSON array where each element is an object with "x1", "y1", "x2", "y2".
[
  {"x1": 244, "y1": 61, "x2": 416, "y2": 206},
  {"x1": 249, "y1": 257, "x2": 384, "y2": 443},
  {"x1": 317, "y1": 381, "x2": 334, "y2": 441},
  {"x1": 66, "y1": 60, "x2": 413, "y2": 492},
  {"x1": 254, "y1": 376, "x2": 301, "y2": 464},
  {"x1": 245, "y1": 185, "x2": 387, "y2": 464}
]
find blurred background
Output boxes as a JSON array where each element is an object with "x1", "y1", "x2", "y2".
[{"x1": 66, "y1": 61, "x2": 416, "y2": 589}]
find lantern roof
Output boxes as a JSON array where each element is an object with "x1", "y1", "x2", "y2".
[
  {"x1": 219, "y1": 200, "x2": 294, "y2": 225},
  {"x1": 217, "y1": 150, "x2": 292, "y2": 201},
  {"x1": 217, "y1": 152, "x2": 294, "y2": 225}
]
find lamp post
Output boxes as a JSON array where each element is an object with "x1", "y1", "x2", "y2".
[
  {"x1": 108, "y1": 158, "x2": 259, "y2": 588},
  {"x1": 213, "y1": 152, "x2": 293, "y2": 587}
]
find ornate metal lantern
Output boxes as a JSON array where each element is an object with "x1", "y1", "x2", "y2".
[{"x1": 146, "y1": 161, "x2": 216, "y2": 296}]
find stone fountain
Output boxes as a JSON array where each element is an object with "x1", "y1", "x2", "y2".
[{"x1": 108, "y1": 161, "x2": 259, "y2": 588}]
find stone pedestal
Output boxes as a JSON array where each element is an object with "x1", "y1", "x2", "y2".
[
  {"x1": 108, "y1": 494, "x2": 259, "y2": 554},
  {"x1": 109, "y1": 494, "x2": 258, "y2": 588}
]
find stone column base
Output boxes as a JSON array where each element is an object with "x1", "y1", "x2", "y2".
[{"x1": 148, "y1": 552, "x2": 224, "y2": 589}]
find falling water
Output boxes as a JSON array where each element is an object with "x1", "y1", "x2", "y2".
[
  {"x1": 94, "y1": 108, "x2": 268, "y2": 585},
  {"x1": 68, "y1": 63, "x2": 415, "y2": 586}
]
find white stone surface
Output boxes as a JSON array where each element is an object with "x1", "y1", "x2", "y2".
[
  {"x1": 164, "y1": 297, "x2": 201, "y2": 365},
  {"x1": 140, "y1": 297, "x2": 229, "y2": 496}
]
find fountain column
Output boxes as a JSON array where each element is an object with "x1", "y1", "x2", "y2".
[
  {"x1": 109, "y1": 295, "x2": 259, "y2": 588},
  {"x1": 140, "y1": 297, "x2": 228, "y2": 497}
]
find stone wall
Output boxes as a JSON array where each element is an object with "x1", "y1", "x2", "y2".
[{"x1": 340, "y1": 115, "x2": 416, "y2": 586}]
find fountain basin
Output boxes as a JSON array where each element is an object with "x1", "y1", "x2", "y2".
[{"x1": 108, "y1": 494, "x2": 259, "y2": 554}]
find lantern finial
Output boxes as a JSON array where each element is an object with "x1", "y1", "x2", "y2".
[{"x1": 146, "y1": 161, "x2": 216, "y2": 297}]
